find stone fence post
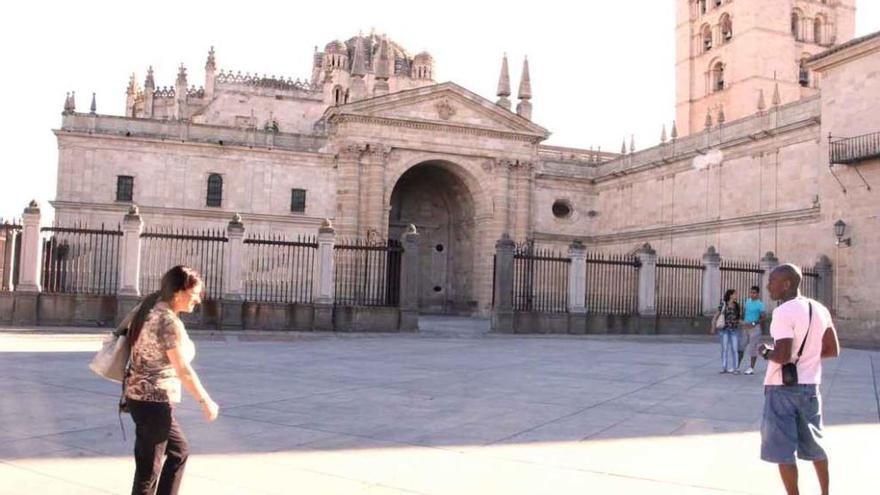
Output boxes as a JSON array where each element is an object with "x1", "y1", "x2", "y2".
[
  {"x1": 0, "y1": 225, "x2": 16, "y2": 291},
  {"x1": 759, "y1": 251, "x2": 779, "y2": 309},
  {"x1": 16, "y1": 200, "x2": 42, "y2": 293},
  {"x1": 223, "y1": 213, "x2": 245, "y2": 300},
  {"x1": 567, "y1": 240, "x2": 586, "y2": 314},
  {"x1": 399, "y1": 224, "x2": 420, "y2": 331},
  {"x1": 637, "y1": 243, "x2": 657, "y2": 316},
  {"x1": 814, "y1": 255, "x2": 833, "y2": 309},
  {"x1": 118, "y1": 205, "x2": 144, "y2": 297},
  {"x1": 491, "y1": 234, "x2": 516, "y2": 333},
  {"x1": 312, "y1": 219, "x2": 336, "y2": 330},
  {"x1": 701, "y1": 246, "x2": 721, "y2": 316}
]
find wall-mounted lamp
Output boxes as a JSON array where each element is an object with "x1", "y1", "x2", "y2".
[{"x1": 834, "y1": 219, "x2": 851, "y2": 247}]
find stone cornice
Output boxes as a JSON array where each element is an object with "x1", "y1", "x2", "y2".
[
  {"x1": 50, "y1": 200, "x2": 328, "y2": 227},
  {"x1": 329, "y1": 113, "x2": 545, "y2": 144},
  {"x1": 534, "y1": 206, "x2": 821, "y2": 245}
]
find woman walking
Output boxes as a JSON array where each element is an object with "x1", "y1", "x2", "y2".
[
  {"x1": 710, "y1": 289, "x2": 742, "y2": 374},
  {"x1": 125, "y1": 265, "x2": 219, "y2": 495}
]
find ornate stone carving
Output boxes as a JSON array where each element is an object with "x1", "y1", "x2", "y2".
[{"x1": 435, "y1": 98, "x2": 456, "y2": 120}]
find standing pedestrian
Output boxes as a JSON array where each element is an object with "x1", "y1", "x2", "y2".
[
  {"x1": 710, "y1": 289, "x2": 741, "y2": 374},
  {"x1": 739, "y1": 285, "x2": 766, "y2": 375}
]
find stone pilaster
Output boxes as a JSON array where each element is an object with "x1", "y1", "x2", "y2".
[
  {"x1": 491, "y1": 234, "x2": 516, "y2": 332},
  {"x1": 702, "y1": 246, "x2": 722, "y2": 316},
  {"x1": 399, "y1": 224, "x2": 420, "y2": 331},
  {"x1": 759, "y1": 251, "x2": 779, "y2": 309},
  {"x1": 0, "y1": 225, "x2": 16, "y2": 291},
  {"x1": 16, "y1": 201, "x2": 42, "y2": 293},
  {"x1": 637, "y1": 243, "x2": 657, "y2": 316},
  {"x1": 118, "y1": 205, "x2": 144, "y2": 297},
  {"x1": 567, "y1": 240, "x2": 587, "y2": 314},
  {"x1": 223, "y1": 213, "x2": 246, "y2": 300},
  {"x1": 333, "y1": 145, "x2": 362, "y2": 237},
  {"x1": 313, "y1": 219, "x2": 336, "y2": 330}
]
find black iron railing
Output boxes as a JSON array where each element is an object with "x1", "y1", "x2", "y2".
[
  {"x1": 41, "y1": 224, "x2": 123, "y2": 295},
  {"x1": 334, "y1": 239, "x2": 402, "y2": 307},
  {"x1": 0, "y1": 221, "x2": 22, "y2": 291},
  {"x1": 655, "y1": 257, "x2": 704, "y2": 317},
  {"x1": 830, "y1": 132, "x2": 880, "y2": 165},
  {"x1": 801, "y1": 264, "x2": 820, "y2": 301},
  {"x1": 243, "y1": 234, "x2": 317, "y2": 303},
  {"x1": 584, "y1": 252, "x2": 641, "y2": 315},
  {"x1": 140, "y1": 227, "x2": 227, "y2": 300},
  {"x1": 513, "y1": 243, "x2": 570, "y2": 313}
]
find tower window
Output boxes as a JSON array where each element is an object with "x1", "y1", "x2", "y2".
[
  {"x1": 702, "y1": 25, "x2": 713, "y2": 52},
  {"x1": 699, "y1": 0, "x2": 707, "y2": 15},
  {"x1": 116, "y1": 176, "x2": 134, "y2": 202},
  {"x1": 712, "y1": 62, "x2": 725, "y2": 92},
  {"x1": 799, "y1": 61, "x2": 810, "y2": 87},
  {"x1": 791, "y1": 11, "x2": 803, "y2": 41},
  {"x1": 290, "y1": 188, "x2": 306, "y2": 213},
  {"x1": 814, "y1": 17, "x2": 824, "y2": 45},
  {"x1": 206, "y1": 173, "x2": 223, "y2": 207},
  {"x1": 720, "y1": 15, "x2": 733, "y2": 43},
  {"x1": 333, "y1": 85, "x2": 344, "y2": 106}
]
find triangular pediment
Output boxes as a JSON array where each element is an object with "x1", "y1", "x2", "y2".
[{"x1": 324, "y1": 82, "x2": 549, "y2": 140}]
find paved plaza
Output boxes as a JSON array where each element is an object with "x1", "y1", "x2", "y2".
[{"x1": 0, "y1": 317, "x2": 878, "y2": 494}]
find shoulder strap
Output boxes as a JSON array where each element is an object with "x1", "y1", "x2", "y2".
[{"x1": 794, "y1": 302, "x2": 813, "y2": 363}]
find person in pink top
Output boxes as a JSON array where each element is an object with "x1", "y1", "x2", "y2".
[{"x1": 758, "y1": 264, "x2": 840, "y2": 495}]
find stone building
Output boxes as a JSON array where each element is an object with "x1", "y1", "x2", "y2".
[{"x1": 51, "y1": 3, "x2": 879, "y2": 343}]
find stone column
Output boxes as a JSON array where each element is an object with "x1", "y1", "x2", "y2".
[
  {"x1": 221, "y1": 213, "x2": 245, "y2": 330},
  {"x1": 637, "y1": 243, "x2": 657, "y2": 316},
  {"x1": 399, "y1": 224, "x2": 420, "y2": 332},
  {"x1": 0, "y1": 225, "x2": 15, "y2": 291},
  {"x1": 118, "y1": 205, "x2": 144, "y2": 297},
  {"x1": 491, "y1": 234, "x2": 516, "y2": 333},
  {"x1": 702, "y1": 246, "x2": 721, "y2": 316},
  {"x1": 567, "y1": 240, "x2": 587, "y2": 314},
  {"x1": 16, "y1": 201, "x2": 42, "y2": 293},
  {"x1": 312, "y1": 219, "x2": 336, "y2": 330},
  {"x1": 814, "y1": 254, "x2": 833, "y2": 309},
  {"x1": 759, "y1": 251, "x2": 779, "y2": 309}
]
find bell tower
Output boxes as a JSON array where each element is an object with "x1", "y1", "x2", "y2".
[{"x1": 675, "y1": 0, "x2": 856, "y2": 136}]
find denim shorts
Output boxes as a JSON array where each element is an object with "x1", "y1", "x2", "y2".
[{"x1": 760, "y1": 385, "x2": 826, "y2": 464}]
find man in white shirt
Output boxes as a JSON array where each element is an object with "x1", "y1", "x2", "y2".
[{"x1": 759, "y1": 264, "x2": 840, "y2": 495}]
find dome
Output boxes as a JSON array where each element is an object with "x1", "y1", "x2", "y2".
[
  {"x1": 413, "y1": 51, "x2": 433, "y2": 64},
  {"x1": 325, "y1": 40, "x2": 347, "y2": 53}
]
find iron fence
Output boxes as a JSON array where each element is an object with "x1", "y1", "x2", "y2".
[
  {"x1": 655, "y1": 256, "x2": 704, "y2": 316},
  {"x1": 513, "y1": 243, "x2": 569, "y2": 313},
  {"x1": 40, "y1": 224, "x2": 123, "y2": 295},
  {"x1": 584, "y1": 252, "x2": 640, "y2": 314},
  {"x1": 140, "y1": 227, "x2": 227, "y2": 300},
  {"x1": 243, "y1": 233, "x2": 317, "y2": 303},
  {"x1": 801, "y1": 264, "x2": 820, "y2": 301},
  {"x1": 334, "y1": 239, "x2": 402, "y2": 307},
  {"x1": 720, "y1": 259, "x2": 764, "y2": 309},
  {"x1": 0, "y1": 221, "x2": 22, "y2": 291}
]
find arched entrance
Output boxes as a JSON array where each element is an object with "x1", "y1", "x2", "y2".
[{"x1": 388, "y1": 160, "x2": 476, "y2": 314}]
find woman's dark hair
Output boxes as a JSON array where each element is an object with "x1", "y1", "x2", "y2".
[
  {"x1": 129, "y1": 265, "x2": 203, "y2": 346},
  {"x1": 723, "y1": 289, "x2": 736, "y2": 303}
]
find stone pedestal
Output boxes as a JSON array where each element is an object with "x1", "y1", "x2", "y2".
[
  {"x1": 567, "y1": 241, "x2": 587, "y2": 314},
  {"x1": 399, "y1": 225, "x2": 420, "y2": 332},
  {"x1": 491, "y1": 234, "x2": 516, "y2": 333},
  {"x1": 759, "y1": 251, "x2": 779, "y2": 309},
  {"x1": 118, "y1": 206, "x2": 144, "y2": 297},
  {"x1": 637, "y1": 243, "x2": 657, "y2": 317},
  {"x1": 16, "y1": 201, "x2": 42, "y2": 293},
  {"x1": 222, "y1": 214, "x2": 246, "y2": 301},
  {"x1": 702, "y1": 246, "x2": 721, "y2": 316}
]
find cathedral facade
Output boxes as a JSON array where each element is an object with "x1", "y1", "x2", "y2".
[{"x1": 52, "y1": 1, "x2": 879, "y2": 341}]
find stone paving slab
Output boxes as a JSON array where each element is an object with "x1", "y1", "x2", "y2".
[{"x1": 0, "y1": 324, "x2": 878, "y2": 494}]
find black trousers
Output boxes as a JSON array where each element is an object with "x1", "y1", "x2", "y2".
[{"x1": 128, "y1": 399, "x2": 190, "y2": 495}]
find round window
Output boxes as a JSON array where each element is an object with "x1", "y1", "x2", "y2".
[
  {"x1": 435, "y1": 244, "x2": 444, "y2": 252},
  {"x1": 552, "y1": 200, "x2": 573, "y2": 219}
]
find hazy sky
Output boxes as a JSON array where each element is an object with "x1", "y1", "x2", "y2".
[{"x1": 1, "y1": 1, "x2": 878, "y2": 220}]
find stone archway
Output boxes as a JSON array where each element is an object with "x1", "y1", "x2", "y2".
[{"x1": 388, "y1": 160, "x2": 476, "y2": 314}]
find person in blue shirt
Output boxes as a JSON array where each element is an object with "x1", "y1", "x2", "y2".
[{"x1": 739, "y1": 285, "x2": 766, "y2": 375}]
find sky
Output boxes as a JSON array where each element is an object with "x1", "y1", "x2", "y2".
[{"x1": 1, "y1": 0, "x2": 878, "y2": 221}]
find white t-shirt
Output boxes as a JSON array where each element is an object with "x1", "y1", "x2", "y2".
[{"x1": 764, "y1": 297, "x2": 834, "y2": 385}]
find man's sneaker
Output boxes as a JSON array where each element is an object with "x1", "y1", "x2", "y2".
[
  {"x1": 731, "y1": 369, "x2": 741, "y2": 375},
  {"x1": 719, "y1": 369, "x2": 729, "y2": 374},
  {"x1": 744, "y1": 368, "x2": 755, "y2": 375}
]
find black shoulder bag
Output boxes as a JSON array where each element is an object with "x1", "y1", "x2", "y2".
[{"x1": 782, "y1": 302, "x2": 812, "y2": 386}]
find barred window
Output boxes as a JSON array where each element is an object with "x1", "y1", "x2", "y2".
[
  {"x1": 116, "y1": 175, "x2": 134, "y2": 202},
  {"x1": 206, "y1": 173, "x2": 223, "y2": 207},
  {"x1": 291, "y1": 188, "x2": 306, "y2": 213}
]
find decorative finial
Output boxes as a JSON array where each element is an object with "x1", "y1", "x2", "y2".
[
  {"x1": 127, "y1": 204, "x2": 140, "y2": 216},
  {"x1": 69, "y1": 91, "x2": 76, "y2": 112},
  {"x1": 176, "y1": 64, "x2": 187, "y2": 85},
  {"x1": 351, "y1": 35, "x2": 366, "y2": 77},
  {"x1": 28, "y1": 199, "x2": 38, "y2": 209},
  {"x1": 206, "y1": 46, "x2": 216, "y2": 70},
  {"x1": 145, "y1": 66, "x2": 155, "y2": 88},
  {"x1": 629, "y1": 134, "x2": 635, "y2": 153},
  {"x1": 63, "y1": 92, "x2": 72, "y2": 114},
  {"x1": 127, "y1": 73, "x2": 137, "y2": 95},
  {"x1": 496, "y1": 53, "x2": 511, "y2": 109},
  {"x1": 406, "y1": 223, "x2": 418, "y2": 235},
  {"x1": 772, "y1": 83, "x2": 781, "y2": 106},
  {"x1": 90, "y1": 92, "x2": 97, "y2": 114},
  {"x1": 517, "y1": 56, "x2": 531, "y2": 100},
  {"x1": 671, "y1": 120, "x2": 678, "y2": 140},
  {"x1": 232, "y1": 212, "x2": 242, "y2": 224},
  {"x1": 757, "y1": 89, "x2": 767, "y2": 112},
  {"x1": 661, "y1": 124, "x2": 667, "y2": 144},
  {"x1": 621, "y1": 138, "x2": 627, "y2": 154}
]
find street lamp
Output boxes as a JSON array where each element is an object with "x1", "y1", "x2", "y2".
[{"x1": 834, "y1": 219, "x2": 851, "y2": 247}]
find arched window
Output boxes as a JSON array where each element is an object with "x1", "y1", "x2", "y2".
[
  {"x1": 206, "y1": 173, "x2": 223, "y2": 207},
  {"x1": 699, "y1": 0, "x2": 707, "y2": 15},
  {"x1": 711, "y1": 61, "x2": 725, "y2": 92},
  {"x1": 791, "y1": 11, "x2": 803, "y2": 40},
  {"x1": 720, "y1": 14, "x2": 733, "y2": 43},
  {"x1": 814, "y1": 16, "x2": 824, "y2": 45},
  {"x1": 799, "y1": 58, "x2": 810, "y2": 87},
  {"x1": 702, "y1": 24, "x2": 713, "y2": 52},
  {"x1": 333, "y1": 85, "x2": 344, "y2": 106}
]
